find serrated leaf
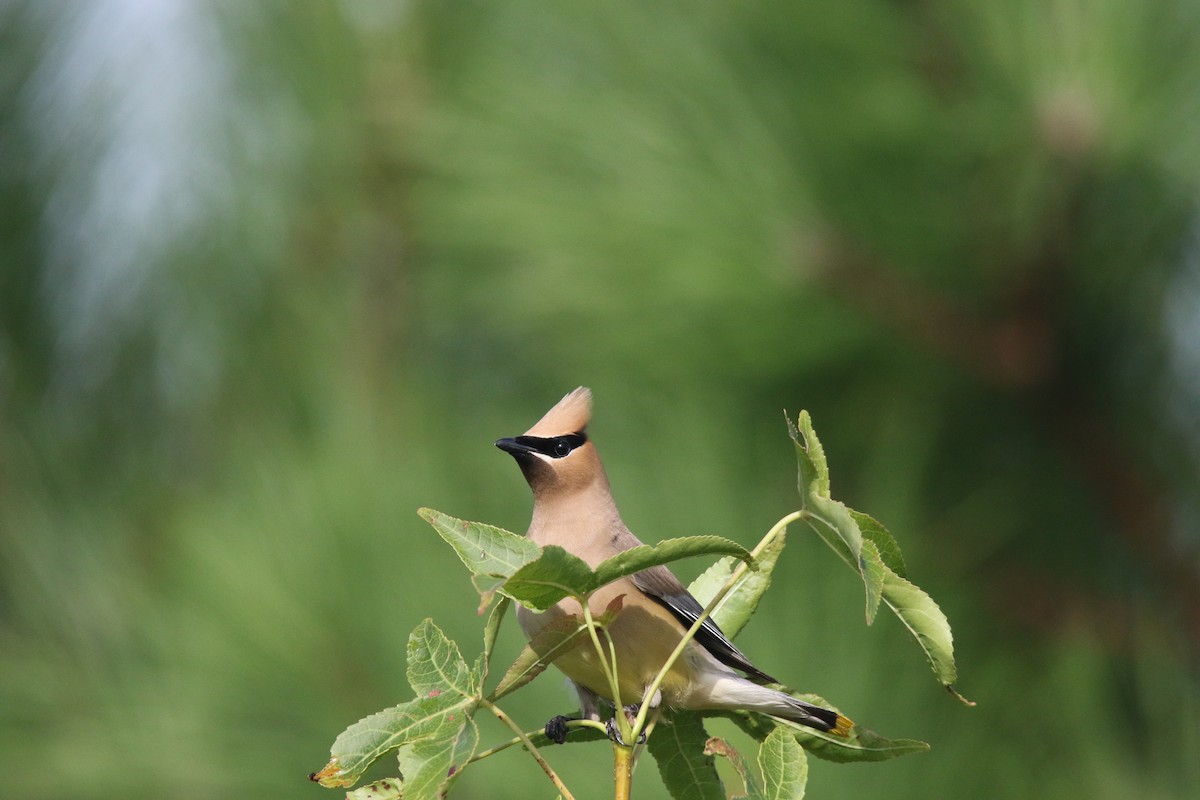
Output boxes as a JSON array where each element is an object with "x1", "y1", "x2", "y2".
[
  {"x1": 851, "y1": 510, "x2": 907, "y2": 578},
  {"x1": 786, "y1": 413, "x2": 965, "y2": 698},
  {"x1": 501, "y1": 537, "x2": 751, "y2": 612},
  {"x1": 470, "y1": 574, "x2": 506, "y2": 611},
  {"x1": 788, "y1": 411, "x2": 829, "y2": 499},
  {"x1": 782, "y1": 719, "x2": 930, "y2": 763},
  {"x1": 476, "y1": 596, "x2": 511, "y2": 684},
  {"x1": 880, "y1": 569, "x2": 958, "y2": 689},
  {"x1": 396, "y1": 717, "x2": 479, "y2": 800},
  {"x1": 799, "y1": 492, "x2": 884, "y2": 623},
  {"x1": 647, "y1": 712, "x2": 725, "y2": 800},
  {"x1": 418, "y1": 508, "x2": 539, "y2": 587},
  {"x1": 489, "y1": 614, "x2": 591, "y2": 701},
  {"x1": 501, "y1": 545, "x2": 597, "y2": 610},
  {"x1": 489, "y1": 596, "x2": 624, "y2": 701},
  {"x1": 859, "y1": 539, "x2": 885, "y2": 625},
  {"x1": 779, "y1": 693, "x2": 928, "y2": 763},
  {"x1": 689, "y1": 530, "x2": 787, "y2": 638},
  {"x1": 344, "y1": 778, "x2": 403, "y2": 800},
  {"x1": 718, "y1": 697, "x2": 929, "y2": 765},
  {"x1": 593, "y1": 536, "x2": 752, "y2": 589},
  {"x1": 757, "y1": 727, "x2": 808, "y2": 800},
  {"x1": 314, "y1": 693, "x2": 475, "y2": 788},
  {"x1": 801, "y1": 492, "x2": 863, "y2": 570},
  {"x1": 407, "y1": 619, "x2": 476, "y2": 698},
  {"x1": 802, "y1": 499, "x2": 959, "y2": 689},
  {"x1": 704, "y1": 737, "x2": 755, "y2": 798}
]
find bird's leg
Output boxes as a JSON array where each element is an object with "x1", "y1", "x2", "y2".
[{"x1": 574, "y1": 682, "x2": 604, "y2": 722}]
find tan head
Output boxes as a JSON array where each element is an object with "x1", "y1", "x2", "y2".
[{"x1": 495, "y1": 387, "x2": 609, "y2": 499}]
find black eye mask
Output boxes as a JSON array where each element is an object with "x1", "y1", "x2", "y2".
[{"x1": 512, "y1": 433, "x2": 588, "y2": 459}]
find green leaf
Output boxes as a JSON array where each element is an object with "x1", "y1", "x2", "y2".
[
  {"x1": 783, "y1": 719, "x2": 930, "y2": 763},
  {"x1": 779, "y1": 693, "x2": 929, "y2": 763},
  {"x1": 344, "y1": 778, "x2": 403, "y2": 800},
  {"x1": 489, "y1": 614, "x2": 592, "y2": 701},
  {"x1": 501, "y1": 545, "x2": 596, "y2": 610},
  {"x1": 489, "y1": 596, "x2": 625, "y2": 701},
  {"x1": 418, "y1": 508, "x2": 539, "y2": 587},
  {"x1": 476, "y1": 596, "x2": 511, "y2": 684},
  {"x1": 880, "y1": 569, "x2": 958, "y2": 689},
  {"x1": 799, "y1": 492, "x2": 887, "y2": 623},
  {"x1": 787, "y1": 410, "x2": 829, "y2": 499},
  {"x1": 312, "y1": 693, "x2": 475, "y2": 788},
  {"x1": 802, "y1": 495, "x2": 959, "y2": 687},
  {"x1": 787, "y1": 413, "x2": 967, "y2": 699},
  {"x1": 757, "y1": 727, "x2": 808, "y2": 800},
  {"x1": 312, "y1": 620, "x2": 482, "y2": 789},
  {"x1": 501, "y1": 536, "x2": 751, "y2": 612},
  {"x1": 396, "y1": 718, "x2": 479, "y2": 800},
  {"x1": 718, "y1": 699, "x2": 929, "y2": 765},
  {"x1": 688, "y1": 530, "x2": 788, "y2": 638},
  {"x1": 859, "y1": 538, "x2": 885, "y2": 625},
  {"x1": 592, "y1": 536, "x2": 752, "y2": 589},
  {"x1": 646, "y1": 711, "x2": 725, "y2": 800},
  {"x1": 801, "y1": 492, "x2": 862, "y2": 571},
  {"x1": 851, "y1": 510, "x2": 907, "y2": 578},
  {"x1": 704, "y1": 737, "x2": 756, "y2": 798},
  {"x1": 407, "y1": 618, "x2": 476, "y2": 698}
]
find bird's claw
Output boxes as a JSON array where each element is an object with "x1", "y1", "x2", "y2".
[
  {"x1": 545, "y1": 715, "x2": 573, "y2": 745},
  {"x1": 605, "y1": 717, "x2": 647, "y2": 746}
]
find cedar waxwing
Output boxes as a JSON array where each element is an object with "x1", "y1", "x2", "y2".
[{"x1": 495, "y1": 387, "x2": 851, "y2": 741}]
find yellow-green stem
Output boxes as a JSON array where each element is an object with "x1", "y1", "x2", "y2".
[
  {"x1": 630, "y1": 511, "x2": 802, "y2": 737},
  {"x1": 581, "y1": 599, "x2": 632, "y2": 744},
  {"x1": 631, "y1": 705, "x2": 662, "y2": 774},
  {"x1": 613, "y1": 742, "x2": 634, "y2": 800},
  {"x1": 482, "y1": 698, "x2": 576, "y2": 800},
  {"x1": 463, "y1": 718, "x2": 602, "y2": 767}
]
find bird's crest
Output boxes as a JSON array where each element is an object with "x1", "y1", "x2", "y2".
[{"x1": 524, "y1": 386, "x2": 592, "y2": 436}]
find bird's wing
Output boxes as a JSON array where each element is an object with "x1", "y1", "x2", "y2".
[{"x1": 631, "y1": 565, "x2": 777, "y2": 684}]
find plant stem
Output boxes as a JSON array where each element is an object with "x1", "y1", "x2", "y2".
[
  {"x1": 466, "y1": 733, "x2": 526, "y2": 764},
  {"x1": 613, "y1": 742, "x2": 634, "y2": 800},
  {"x1": 630, "y1": 511, "x2": 802, "y2": 736},
  {"x1": 466, "y1": 719, "x2": 608, "y2": 767},
  {"x1": 481, "y1": 698, "x2": 576, "y2": 800},
  {"x1": 631, "y1": 705, "x2": 661, "y2": 773},
  {"x1": 581, "y1": 599, "x2": 632, "y2": 744}
]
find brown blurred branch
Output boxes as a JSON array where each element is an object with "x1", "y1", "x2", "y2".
[
  {"x1": 809, "y1": 231, "x2": 1060, "y2": 391},
  {"x1": 807, "y1": 230, "x2": 1200, "y2": 648}
]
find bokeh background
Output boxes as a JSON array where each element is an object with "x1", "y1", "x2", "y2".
[{"x1": 3, "y1": 1, "x2": 1199, "y2": 798}]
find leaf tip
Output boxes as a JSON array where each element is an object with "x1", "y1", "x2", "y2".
[
  {"x1": 309, "y1": 758, "x2": 351, "y2": 788},
  {"x1": 946, "y1": 685, "x2": 977, "y2": 707},
  {"x1": 784, "y1": 408, "x2": 801, "y2": 441},
  {"x1": 475, "y1": 591, "x2": 496, "y2": 615}
]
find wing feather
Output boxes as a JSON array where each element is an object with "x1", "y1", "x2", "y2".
[{"x1": 631, "y1": 565, "x2": 777, "y2": 684}]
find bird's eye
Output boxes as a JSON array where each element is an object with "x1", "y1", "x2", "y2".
[{"x1": 554, "y1": 439, "x2": 572, "y2": 457}]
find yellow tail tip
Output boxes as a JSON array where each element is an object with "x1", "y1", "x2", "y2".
[{"x1": 830, "y1": 714, "x2": 854, "y2": 737}]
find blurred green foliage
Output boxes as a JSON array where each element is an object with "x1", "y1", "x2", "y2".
[{"x1": 1, "y1": 1, "x2": 1198, "y2": 798}]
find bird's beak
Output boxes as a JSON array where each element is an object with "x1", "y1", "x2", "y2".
[{"x1": 495, "y1": 437, "x2": 537, "y2": 457}]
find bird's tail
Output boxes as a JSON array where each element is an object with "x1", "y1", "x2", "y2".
[
  {"x1": 702, "y1": 676, "x2": 854, "y2": 737},
  {"x1": 771, "y1": 694, "x2": 854, "y2": 737}
]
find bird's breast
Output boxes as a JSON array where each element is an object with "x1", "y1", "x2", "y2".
[{"x1": 515, "y1": 577, "x2": 704, "y2": 707}]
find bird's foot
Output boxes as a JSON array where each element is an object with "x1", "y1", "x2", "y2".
[
  {"x1": 544, "y1": 715, "x2": 575, "y2": 745},
  {"x1": 605, "y1": 710, "x2": 647, "y2": 746}
]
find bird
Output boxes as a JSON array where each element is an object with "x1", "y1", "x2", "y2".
[{"x1": 494, "y1": 386, "x2": 851, "y2": 743}]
